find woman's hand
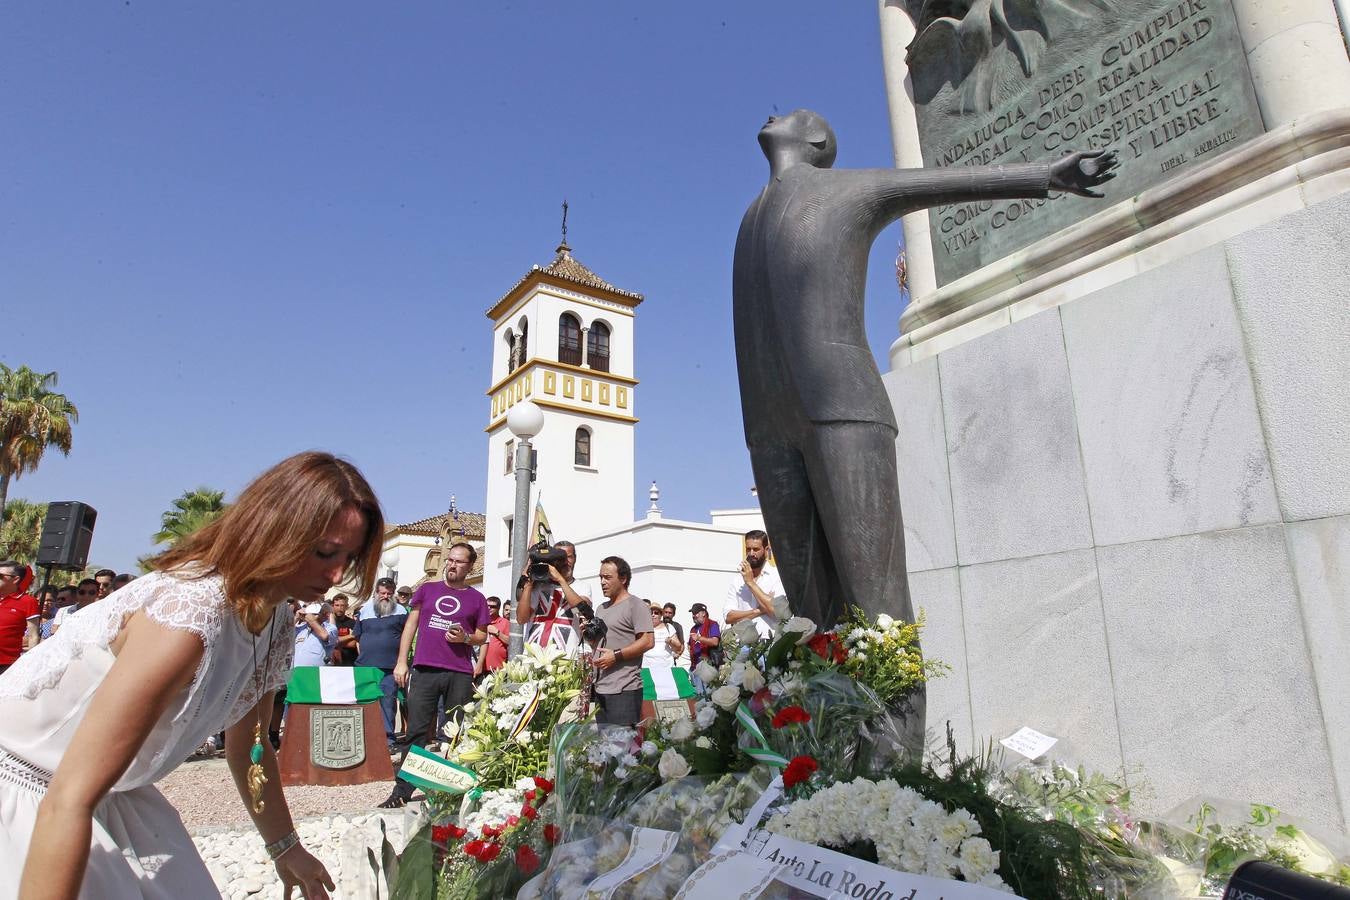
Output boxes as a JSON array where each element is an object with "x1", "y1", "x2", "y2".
[{"x1": 276, "y1": 845, "x2": 335, "y2": 900}]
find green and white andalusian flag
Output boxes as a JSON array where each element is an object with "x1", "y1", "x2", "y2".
[
  {"x1": 286, "y1": 666, "x2": 384, "y2": 704},
  {"x1": 641, "y1": 667, "x2": 697, "y2": 701}
]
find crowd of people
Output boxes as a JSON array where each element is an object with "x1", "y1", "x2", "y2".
[{"x1": 0, "y1": 563, "x2": 139, "y2": 675}]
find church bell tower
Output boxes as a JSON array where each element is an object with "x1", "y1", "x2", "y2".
[{"x1": 481, "y1": 235, "x2": 643, "y2": 599}]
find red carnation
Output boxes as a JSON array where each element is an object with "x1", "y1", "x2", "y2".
[
  {"x1": 449, "y1": 824, "x2": 467, "y2": 838},
  {"x1": 533, "y1": 776, "x2": 555, "y2": 793},
  {"x1": 521, "y1": 803, "x2": 539, "y2": 821},
  {"x1": 431, "y1": 825, "x2": 454, "y2": 845},
  {"x1": 507, "y1": 815, "x2": 520, "y2": 828},
  {"x1": 516, "y1": 844, "x2": 541, "y2": 874},
  {"x1": 783, "y1": 755, "x2": 819, "y2": 789},
  {"x1": 524, "y1": 788, "x2": 537, "y2": 802},
  {"x1": 481, "y1": 823, "x2": 502, "y2": 838},
  {"x1": 464, "y1": 839, "x2": 486, "y2": 858},
  {"x1": 478, "y1": 841, "x2": 503, "y2": 863},
  {"x1": 543, "y1": 824, "x2": 561, "y2": 845},
  {"x1": 771, "y1": 706, "x2": 811, "y2": 729}
]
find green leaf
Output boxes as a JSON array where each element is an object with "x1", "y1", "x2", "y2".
[{"x1": 390, "y1": 825, "x2": 438, "y2": 900}]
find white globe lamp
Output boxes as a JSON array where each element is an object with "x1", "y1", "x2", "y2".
[{"x1": 506, "y1": 401, "x2": 545, "y2": 439}]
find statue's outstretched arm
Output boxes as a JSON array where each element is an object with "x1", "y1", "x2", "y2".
[{"x1": 855, "y1": 150, "x2": 1118, "y2": 222}]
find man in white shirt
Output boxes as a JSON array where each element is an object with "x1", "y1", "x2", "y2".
[{"x1": 723, "y1": 530, "x2": 785, "y2": 640}]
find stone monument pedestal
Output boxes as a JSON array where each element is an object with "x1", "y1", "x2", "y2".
[
  {"x1": 279, "y1": 703, "x2": 393, "y2": 788},
  {"x1": 875, "y1": 0, "x2": 1350, "y2": 835}
]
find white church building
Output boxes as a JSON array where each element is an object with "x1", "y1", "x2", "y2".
[{"x1": 381, "y1": 238, "x2": 765, "y2": 627}]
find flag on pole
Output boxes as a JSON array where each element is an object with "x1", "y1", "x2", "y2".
[
  {"x1": 286, "y1": 666, "x2": 385, "y2": 704},
  {"x1": 529, "y1": 495, "x2": 552, "y2": 547},
  {"x1": 641, "y1": 667, "x2": 698, "y2": 701}
]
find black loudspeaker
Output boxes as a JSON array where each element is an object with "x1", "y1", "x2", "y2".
[{"x1": 36, "y1": 501, "x2": 98, "y2": 571}]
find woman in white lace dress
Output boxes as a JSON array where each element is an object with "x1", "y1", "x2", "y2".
[{"x1": 0, "y1": 451, "x2": 384, "y2": 900}]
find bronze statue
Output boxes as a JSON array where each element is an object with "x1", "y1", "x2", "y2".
[{"x1": 733, "y1": 109, "x2": 1115, "y2": 636}]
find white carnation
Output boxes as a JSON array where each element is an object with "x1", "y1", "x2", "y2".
[
  {"x1": 695, "y1": 736, "x2": 713, "y2": 749},
  {"x1": 668, "y1": 717, "x2": 695, "y2": 741},
  {"x1": 710, "y1": 684, "x2": 742, "y2": 711},
  {"x1": 640, "y1": 740, "x2": 658, "y2": 757},
  {"x1": 876, "y1": 613, "x2": 895, "y2": 629},
  {"x1": 657, "y1": 748, "x2": 690, "y2": 780},
  {"x1": 695, "y1": 704, "x2": 718, "y2": 729}
]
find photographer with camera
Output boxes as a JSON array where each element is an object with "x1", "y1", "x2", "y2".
[
  {"x1": 293, "y1": 599, "x2": 337, "y2": 667},
  {"x1": 516, "y1": 539, "x2": 592, "y2": 655},
  {"x1": 580, "y1": 556, "x2": 654, "y2": 727}
]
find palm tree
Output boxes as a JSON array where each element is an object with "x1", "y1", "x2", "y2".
[
  {"x1": 154, "y1": 487, "x2": 226, "y2": 546},
  {"x1": 0, "y1": 498, "x2": 46, "y2": 562},
  {"x1": 0, "y1": 365, "x2": 79, "y2": 519}
]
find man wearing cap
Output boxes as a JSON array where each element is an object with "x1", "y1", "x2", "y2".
[{"x1": 687, "y1": 603, "x2": 722, "y2": 693}]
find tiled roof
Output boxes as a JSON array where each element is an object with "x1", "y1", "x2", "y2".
[
  {"x1": 488, "y1": 242, "x2": 643, "y2": 314},
  {"x1": 390, "y1": 510, "x2": 487, "y2": 541}
]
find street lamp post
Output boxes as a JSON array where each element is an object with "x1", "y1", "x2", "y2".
[
  {"x1": 381, "y1": 548, "x2": 399, "y2": 586},
  {"x1": 506, "y1": 401, "x2": 544, "y2": 659}
]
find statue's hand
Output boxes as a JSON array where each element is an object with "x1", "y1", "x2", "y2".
[{"x1": 1048, "y1": 150, "x2": 1119, "y2": 198}]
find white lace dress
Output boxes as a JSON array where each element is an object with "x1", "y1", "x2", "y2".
[{"x1": 0, "y1": 570, "x2": 293, "y2": 898}]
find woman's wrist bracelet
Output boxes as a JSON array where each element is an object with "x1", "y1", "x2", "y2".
[{"x1": 265, "y1": 830, "x2": 301, "y2": 861}]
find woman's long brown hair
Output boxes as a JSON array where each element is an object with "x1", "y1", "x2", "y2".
[{"x1": 151, "y1": 451, "x2": 385, "y2": 633}]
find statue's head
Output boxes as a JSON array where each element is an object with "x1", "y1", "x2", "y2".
[{"x1": 758, "y1": 109, "x2": 837, "y2": 169}]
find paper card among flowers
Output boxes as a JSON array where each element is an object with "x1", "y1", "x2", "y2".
[{"x1": 998, "y1": 726, "x2": 1058, "y2": 761}]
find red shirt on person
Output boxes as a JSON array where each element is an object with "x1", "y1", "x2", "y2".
[
  {"x1": 0, "y1": 590, "x2": 39, "y2": 667},
  {"x1": 481, "y1": 614, "x2": 512, "y2": 673}
]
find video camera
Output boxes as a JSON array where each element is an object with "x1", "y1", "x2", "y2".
[{"x1": 527, "y1": 542, "x2": 569, "y2": 584}]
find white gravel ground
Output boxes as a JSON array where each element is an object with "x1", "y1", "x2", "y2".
[{"x1": 163, "y1": 755, "x2": 423, "y2": 899}]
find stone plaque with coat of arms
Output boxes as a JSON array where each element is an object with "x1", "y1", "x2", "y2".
[{"x1": 310, "y1": 706, "x2": 365, "y2": 770}]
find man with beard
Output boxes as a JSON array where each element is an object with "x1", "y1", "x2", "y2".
[
  {"x1": 722, "y1": 531, "x2": 785, "y2": 641},
  {"x1": 354, "y1": 586, "x2": 411, "y2": 750},
  {"x1": 381, "y1": 542, "x2": 489, "y2": 808}
]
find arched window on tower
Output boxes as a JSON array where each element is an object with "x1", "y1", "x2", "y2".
[
  {"x1": 517, "y1": 319, "x2": 528, "y2": 368},
  {"x1": 558, "y1": 313, "x2": 582, "y2": 366},
  {"x1": 504, "y1": 329, "x2": 517, "y2": 373},
  {"x1": 574, "y1": 427, "x2": 592, "y2": 467},
  {"x1": 587, "y1": 321, "x2": 611, "y2": 373}
]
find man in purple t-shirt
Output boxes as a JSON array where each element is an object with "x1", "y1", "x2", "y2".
[{"x1": 379, "y1": 541, "x2": 489, "y2": 808}]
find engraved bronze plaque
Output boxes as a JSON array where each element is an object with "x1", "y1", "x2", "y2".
[
  {"x1": 310, "y1": 706, "x2": 365, "y2": 770},
  {"x1": 898, "y1": 0, "x2": 1265, "y2": 284}
]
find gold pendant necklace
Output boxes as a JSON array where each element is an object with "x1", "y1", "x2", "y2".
[{"x1": 247, "y1": 615, "x2": 275, "y2": 813}]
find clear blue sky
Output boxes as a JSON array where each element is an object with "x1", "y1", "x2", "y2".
[{"x1": 2, "y1": 3, "x2": 911, "y2": 572}]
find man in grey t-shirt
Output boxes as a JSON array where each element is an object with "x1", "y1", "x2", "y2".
[{"x1": 590, "y1": 556, "x2": 654, "y2": 726}]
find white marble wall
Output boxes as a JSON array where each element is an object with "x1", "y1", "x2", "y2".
[{"x1": 889, "y1": 192, "x2": 1350, "y2": 832}]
